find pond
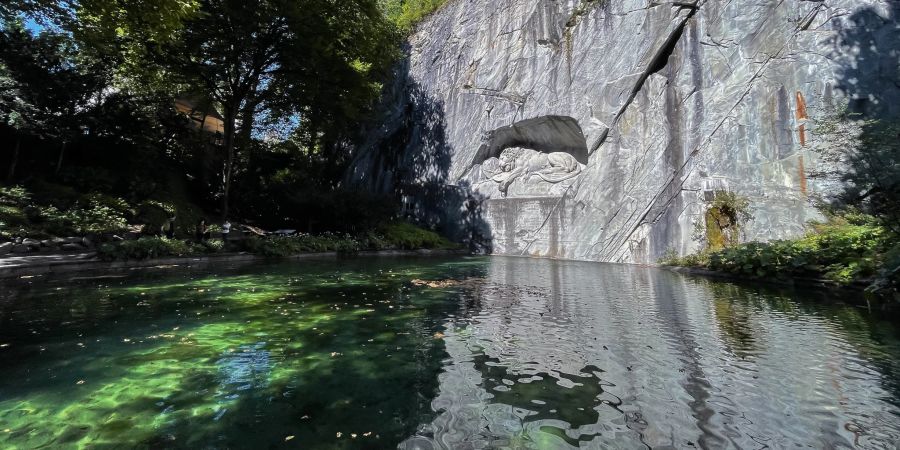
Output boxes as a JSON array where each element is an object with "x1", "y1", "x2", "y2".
[{"x1": 1, "y1": 256, "x2": 899, "y2": 449}]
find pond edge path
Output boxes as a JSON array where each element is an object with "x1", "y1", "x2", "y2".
[{"x1": 0, "y1": 249, "x2": 468, "y2": 280}]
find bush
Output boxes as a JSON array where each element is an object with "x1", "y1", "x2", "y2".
[
  {"x1": 38, "y1": 194, "x2": 131, "y2": 236},
  {"x1": 135, "y1": 200, "x2": 175, "y2": 234},
  {"x1": 381, "y1": 0, "x2": 451, "y2": 31},
  {"x1": 241, "y1": 233, "x2": 363, "y2": 257},
  {"x1": 664, "y1": 214, "x2": 894, "y2": 287},
  {"x1": 702, "y1": 191, "x2": 753, "y2": 250},
  {"x1": 0, "y1": 185, "x2": 132, "y2": 237},
  {"x1": 0, "y1": 185, "x2": 30, "y2": 206},
  {"x1": 237, "y1": 222, "x2": 457, "y2": 257},
  {"x1": 375, "y1": 221, "x2": 457, "y2": 250},
  {"x1": 97, "y1": 237, "x2": 207, "y2": 260},
  {"x1": 28, "y1": 180, "x2": 81, "y2": 210}
]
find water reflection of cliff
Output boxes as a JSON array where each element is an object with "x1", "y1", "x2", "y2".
[{"x1": 404, "y1": 258, "x2": 900, "y2": 449}]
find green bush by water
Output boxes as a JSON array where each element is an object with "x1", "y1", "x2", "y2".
[
  {"x1": 243, "y1": 222, "x2": 458, "y2": 257},
  {"x1": 661, "y1": 213, "x2": 899, "y2": 297},
  {"x1": 0, "y1": 184, "x2": 212, "y2": 240},
  {"x1": 241, "y1": 234, "x2": 364, "y2": 257},
  {"x1": 97, "y1": 222, "x2": 458, "y2": 260},
  {"x1": 98, "y1": 237, "x2": 223, "y2": 260},
  {"x1": 374, "y1": 222, "x2": 457, "y2": 250}
]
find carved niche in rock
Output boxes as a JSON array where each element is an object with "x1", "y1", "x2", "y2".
[
  {"x1": 468, "y1": 115, "x2": 588, "y2": 198},
  {"x1": 475, "y1": 147, "x2": 583, "y2": 198}
]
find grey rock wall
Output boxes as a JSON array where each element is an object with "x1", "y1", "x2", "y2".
[{"x1": 348, "y1": 0, "x2": 900, "y2": 263}]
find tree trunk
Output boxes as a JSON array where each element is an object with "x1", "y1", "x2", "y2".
[
  {"x1": 55, "y1": 141, "x2": 66, "y2": 175},
  {"x1": 221, "y1": 107, "x2": 237, "y2": 220},
  {"x1": 6, "y1": 136, "x2": 21, "y2": 183}
]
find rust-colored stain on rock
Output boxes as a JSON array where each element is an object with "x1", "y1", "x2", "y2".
[
  {"x1": 795, "y1": 91, "x2": 809, "y2": 196},
  {"x1": 795, "y1": 91, "x2": 808, "y2": 120},
  {"x1": 798, "y1": 155, "x2": 808, "y2": 197},
  {"x1": 796, "y1": 91, "x2": 808, "y2": 147}
]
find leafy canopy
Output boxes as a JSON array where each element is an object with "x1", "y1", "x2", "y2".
[{"x1": 379, "y1": 0, "x2": 450, "y2": 31}]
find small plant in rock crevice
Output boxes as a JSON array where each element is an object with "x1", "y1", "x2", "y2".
[{"x1": 702, "y1": 191, "x2": 753, "y2": 251}]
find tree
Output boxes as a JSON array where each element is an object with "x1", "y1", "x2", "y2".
[
  {"x1": 811, "y1": 108, "x2": 900, "y2": 233},
  {"x1": 378, "y1": 0, "x2": 449, "y2": 31},
  {"x1": 146, "y1": 0, "x2": 395, "y2": 218},
  {"x1": 0, "y1": 20, "x2": 112, "y2": 177}
]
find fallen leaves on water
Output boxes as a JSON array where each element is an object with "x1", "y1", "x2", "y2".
[
  {"x1": 411, "y1": 279, "x2": 460, "y2": 288},
  {"x1": 284, "y1": 436, "x2": 295, "y2": 441},
  {"x1": 336, "y1": 432, "x2": 342, "y2": 438},
  {"x1": 76, "y1": 380, "x2": 85, "y2": 385}
]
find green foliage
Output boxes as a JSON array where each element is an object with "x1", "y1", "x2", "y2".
[
  {"x1": 0, "y1": 185, "x2": 132, "y2": 237},
  {"x1": 0, "y1": 185, "x2": 32, "y2": 237},
  {"x1": 234, "y1": 177, "x2": 399, "y2": 233},
  {"x1": 0, "y1": 20, "x2": 112, "y2": 143},
  {"x1": 135, "y1": 200, "x2": 175, "y2": 232},
  {"x1": 375, "y1": 221, "x2": 457, "y2": 250},
  {"x1": 28, "y1": 180, "x2": 80, "y2": 209},
  {"x1": 665, "y1": 214, "x2": 896, "y2": 292},
  {"x1": 379, "y1": 0, "x2": 450, "y2": 30},
  {"x1": 703, "y1": 191, "x2": 753, "y2": 251},
  {"x1": 241, "y1": 234, "x2": 364, "y2": 257},
  {"x1": 239, "y1": 222, "x2": 457, "y2": 257},
  {"x1": 811, "y1": 107, "x2": 900, "y2": 233},
  {"x1": 0, "y1": 185, "x2": 30, "y2": 205},
  {"x1": 97, "y1": 236, "x2": 212, "y2": 261},
  {"x1": 658, "y1": 248, "x2": 710, "y2": 268},
  {"x1": 39, "y1": 200, "x2": 129, "y2": 235}
]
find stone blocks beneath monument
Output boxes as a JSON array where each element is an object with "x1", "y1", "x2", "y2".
[{"x1": 484, "y1": 196, "x2": 578, "y2": 258}]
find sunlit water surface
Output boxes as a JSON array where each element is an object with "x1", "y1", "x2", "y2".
[{"x1": 1, "y1": 257, "x2": 899, "y2": 449}]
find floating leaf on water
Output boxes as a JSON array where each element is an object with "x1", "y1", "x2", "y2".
[
  {"x1": 336, "y1": 432, "x2": 342, "y2": 438},
  {"x1": 363, "y1": 432, "x2": 372, "y2": 437},
  {"x1": 284, "y1": 435, "x2": 294, "y2": 441},
  {"x1": 351, "y1": 433, "x2": 357, "y2": 438},
  {"x1": 76, "y1": 380, "x2": 85, "y2": 385}
]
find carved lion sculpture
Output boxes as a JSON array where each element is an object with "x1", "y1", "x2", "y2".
[{"x1": 480, "y1": 150, "x2": 582, "y2": 197}]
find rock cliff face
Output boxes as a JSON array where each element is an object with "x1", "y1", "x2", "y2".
[{"x1": 348, "y1": 0, "x2": 900, "y2": 263}]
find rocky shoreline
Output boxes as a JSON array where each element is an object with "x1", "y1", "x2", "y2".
[{"x1": 0, "y1": 236, "x2": 98, "y2": 256}]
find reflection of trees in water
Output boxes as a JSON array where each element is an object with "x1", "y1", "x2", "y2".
[
  {"x1": 0, "y1": 260, "x2": 496, "y2": 449},
  {"x1": 707, "y1": 283, "x2": 762, "y2": 359},
  {"x1": 707, "y1": 278, "x2": 900, "y2": 416},
  {"x1": 471, "y1": 351, "x2": 611, "y2": 446}
]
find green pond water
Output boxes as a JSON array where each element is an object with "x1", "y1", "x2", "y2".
[{"x1": 1, "y1": 256, "x2": 900, "y2": 449}]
